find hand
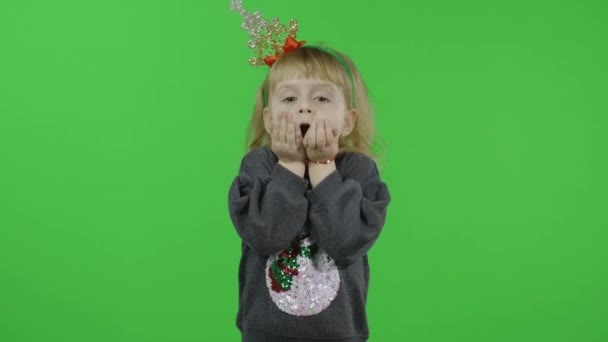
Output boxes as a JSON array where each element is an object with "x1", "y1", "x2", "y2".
[
  {"x1": 269, "y1": 111, "x2": 306, "y2": 163},
  {"x1": 303, "y1": 119, "x2": 339, "y2": 162}
]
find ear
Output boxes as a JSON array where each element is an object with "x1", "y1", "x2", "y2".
[
  {"x1": 341, "y1": 108, "x2": 358, "y2": 137},
  {"x1": 263, "y1": 107, "x2": 272, "y2": 135}
]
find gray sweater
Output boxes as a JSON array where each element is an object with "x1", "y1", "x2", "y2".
[{"x1": 227, "y1": 146, "x2": 391, "y2": 341}]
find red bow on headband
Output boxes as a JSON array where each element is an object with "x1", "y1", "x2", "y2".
[{"x1": 264, "y1": 36, "x2": 307, "y2": 67}]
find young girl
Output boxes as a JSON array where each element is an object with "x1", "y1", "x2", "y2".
[{"x1": 228, "y1": 2, "x2": 391, "y2": 341}]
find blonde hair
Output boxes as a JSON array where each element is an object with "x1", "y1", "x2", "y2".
[{"x1": 245, "y1": 45, "x2": 387, "y2": 171}]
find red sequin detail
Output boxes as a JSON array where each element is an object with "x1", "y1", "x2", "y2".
[
  {"x1": 278, "y1": 260, "x2": 299, "y2": 276},
  {"x1": 268, "y1": 267, "x2": 286, "y2": 292}
]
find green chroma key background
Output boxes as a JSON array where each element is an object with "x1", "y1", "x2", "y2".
[{"x1": 0, "y1": 0, "x2": 606, "y2": 341}]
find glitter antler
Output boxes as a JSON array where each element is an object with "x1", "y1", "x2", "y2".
[{"x1": 230, "y1": 0, "x2": 306, "y2": 67}]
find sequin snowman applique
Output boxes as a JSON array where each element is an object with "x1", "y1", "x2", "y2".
[{"x1": 265, "y1": 232, "x2": 340, "y2": 316}]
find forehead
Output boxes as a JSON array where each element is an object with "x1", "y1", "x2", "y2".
[{"x1": 275, "y1": 78, "x2": 340, "y2": 92}]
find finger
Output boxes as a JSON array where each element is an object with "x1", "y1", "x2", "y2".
[
  {"x1": 324, "y1": 120, "x2": 332, "y2": 147},
  {"x1": 294, "y1": 117, "x2": 302, "y2": 147},
  {"x1": 287, "y1": 113, "x2": 296, "y2": 146},
  {"x1": 280, "y1": 112, "x2": 287, "y2": 144},
  {"x1": 317, "y1": 120, "x2": 323, "y2": 149},
  {"x1": 317, "y1": 120, "x2": 326, "y2": 148},
  {"x1": 271, "y1": 112, "x2": 279, "y2": 141}
]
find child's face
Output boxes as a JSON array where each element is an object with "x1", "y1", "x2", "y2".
[{"x1": 263, "y1": 77, "x2": 356, "y2": 140}]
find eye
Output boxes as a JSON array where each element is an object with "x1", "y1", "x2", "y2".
[
  {"x1": 281, "y1": 96, "x2": 297, "y2": 103},
  {"x1": 315, "y1": 96, "x2": 331, "y2": 103}
]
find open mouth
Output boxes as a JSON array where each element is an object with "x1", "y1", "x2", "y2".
[{"x1": 300, "y1": 123, "x2": 310, "y2": 137}]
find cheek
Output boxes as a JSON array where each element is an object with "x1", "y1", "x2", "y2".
[
  {"x1": 272, "y1": 103, "x2": 291, "y2": 114},
  {"x1": 325, "y1": 118, "x2": 341, "y2": 131}
]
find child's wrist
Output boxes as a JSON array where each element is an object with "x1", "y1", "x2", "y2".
[
  {"x1": 278, "y1": 158, "x2": 305, "y2": 165},
  {"x1": 278, "y1": 159, "x2": 306, "y2": 177}
]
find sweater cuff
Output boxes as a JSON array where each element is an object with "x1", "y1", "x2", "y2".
[
  {"x1": 306, "y1": 170, "x2": 343, "y2": 211},
  {"x1": 272, "y1": 162, "x2": 310, "y2": 195}
]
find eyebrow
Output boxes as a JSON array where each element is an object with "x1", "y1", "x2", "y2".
[{"x1": 276, "y1": 83, "x2": 336, "y2": 93}]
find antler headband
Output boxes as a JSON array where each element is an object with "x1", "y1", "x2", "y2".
[
  {"x1": 229, "y1": 0, "x2": 305, "y2": 67},
  {"x1": 230, "y1": 0, "x2": 356, "y2": 107}
]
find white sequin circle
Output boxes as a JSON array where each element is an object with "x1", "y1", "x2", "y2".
[{"x1": 265, "y1": 236, "x2": 340, "y2": 316}]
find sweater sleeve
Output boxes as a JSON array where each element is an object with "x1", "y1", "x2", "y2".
[
  {"x1": 228, "y1": 148, "x2": 310, "y2": 256},
  {"x1": 306, "y1": 153, "x2": 391, "y2": 269}
]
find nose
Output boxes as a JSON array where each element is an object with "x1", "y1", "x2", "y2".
[
  {"x1": 297, "y1": 98, "x2": 313, "y2": 114},
  {"x1": 298, "y1": 106, "x2": 312, "y2": 114}
]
